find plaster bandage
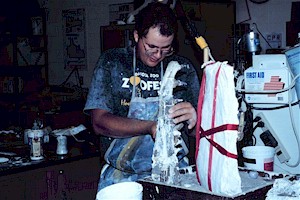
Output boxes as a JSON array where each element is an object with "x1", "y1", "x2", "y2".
[{"x1": 195, "y1": 61, "x2": 242, "y2": 196}]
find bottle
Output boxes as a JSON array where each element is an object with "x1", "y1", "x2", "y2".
[
  {"x1": 32, "y1": 121, "x2": 39, "y2": 130},
  {"x1": 28, "y1": 121, "x2": 44, "y2": 160}
]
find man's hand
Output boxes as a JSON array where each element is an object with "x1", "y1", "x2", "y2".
[
  {"x1": 168, "y1": 102, "x2": 197, "y2": 129},
  {"x1": 150, "y1": 122, "x2": 157, "y2": 139}
]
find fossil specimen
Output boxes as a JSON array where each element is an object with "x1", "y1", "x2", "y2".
[{"x1": 152, "y1": 61, "x2": 187, "y2": 185}]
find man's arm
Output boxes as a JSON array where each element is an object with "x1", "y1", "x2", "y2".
[
  {"x1": 168, "y1": 101, "x2": 197, "y2": 130},
  {"x1": 91, "y1": 109, "x2": 157, "y2": 138}
]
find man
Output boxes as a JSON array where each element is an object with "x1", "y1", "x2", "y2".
[{"x1": 84, "y1": 2, "x2": 200, "y2": 191}]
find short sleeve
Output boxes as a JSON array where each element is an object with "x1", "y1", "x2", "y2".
[{"x1": 83, "y1": 54, "x2": 113, "y2": 114}]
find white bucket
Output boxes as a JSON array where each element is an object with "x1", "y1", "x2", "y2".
[
  {"x1": 242, "y1": 146, "x2": 275, "y2": 171},
  {"x1": 285, "y1": 45, "x2": 300, "y2": 101},
  {"x1": 96, "y1": 182, "x2": 143, "y2": 200}
]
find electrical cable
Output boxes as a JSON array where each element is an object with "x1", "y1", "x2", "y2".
[
  {"x1": 249, "y1": 0, "x2": 270, "y2": 4},
  {"x1": 252, "y1": 23, "x2": 272, "y2": 49},
  {"x1": 236, "y1": 69, "x2": 299, "y2": 95},
  {"x1": 235, "y1": 59, "x2": 299, "y2": 101},
  {"x1": 274, "y1": 162, "x2": 295, "y2": 174},
  {"x1": 58, "y1": 66, "x2": 85, "y2": 100},
  {"x1": 251, "y1": 121, "x2": 265, "y2": 145},
  {"x1": 59, "y1": 66, "x2": 81, "y2": 87},
  {"x1": 236, "y1": 59, "x2": 300, "y2": 169},
  {"x1": 247, "y1": 100, "x2": 300, "y2": 111},
  {"x1": 70, "y1": 132, "x2": 85, "y2": 142},
  {"x1": 238, "y1": 68, "x2": 300, "y2": 168},
  {"x1": 284, "y1": 73, "x2": 300, "y2": 167},
  {"x1": 237, "y1": 73, "x2": 300, "y2": 111},
  {"x1": 239, "y1": 107, "x2": 255, "y2": 146},
  {"x1": 253, "y1": 116, "x2": 261, "y2": 122},
  {"x1": 174, "y1": 0, "x2": 214, "y2": 62}
]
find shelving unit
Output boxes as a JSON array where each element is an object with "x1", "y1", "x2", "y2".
[{"x1": 0, "y1": 7, "x2": 48, "y2": 128}]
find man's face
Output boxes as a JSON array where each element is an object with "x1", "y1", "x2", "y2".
[{"x1": 135, "y1": 26, "x2": 174, "y2": 67}]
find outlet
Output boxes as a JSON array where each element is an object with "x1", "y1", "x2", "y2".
[
  {"x1": 266, "y1": 33, "x2": 282, "y2": 42},
  {"x1": 255, "y1": 112, "x2": 290, "y2": 163},
  {"x1": 266, "y1": 33, "x2": 282, "y2": 48}
]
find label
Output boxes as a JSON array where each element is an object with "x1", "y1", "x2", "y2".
[
  {"x1": 31, "y1": 16, "x2": 43, "y2": 35},
  {"x1": 264, "y1": 158, "x2": 274, "y2": 171},
  {"x1": 244, "y1": 68, "x2": 290, "y2": 103}
]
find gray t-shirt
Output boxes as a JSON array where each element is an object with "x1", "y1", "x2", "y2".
[{"x1": 84, "y1": 46, "x2": 200, "y2": 117}]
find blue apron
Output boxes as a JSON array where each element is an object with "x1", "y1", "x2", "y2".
[
  {"x1": 97, "y1": 47, "x2": 161, "y2": 191},
  {"x1": 98, "y1": 48, "x2": 187, "y2": 191}
]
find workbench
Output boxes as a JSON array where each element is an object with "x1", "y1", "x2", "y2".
[{"x1": 139, "y1": 169, "x2": 282, "y2": 200}]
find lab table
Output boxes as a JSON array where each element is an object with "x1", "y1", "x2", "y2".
[
  {"x1": 1, "y1": 133, "x2": 293, "y2": 200},
  {"x1": 0, "y1": 134, "x2": 101, "y2": 200}
]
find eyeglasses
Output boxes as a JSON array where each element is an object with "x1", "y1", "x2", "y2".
[{"x1": 141, "y1": 38, "x2": 174, "y2": 57}]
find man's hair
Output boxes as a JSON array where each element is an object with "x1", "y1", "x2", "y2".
[{"x1": 134, "y1": 2, "x2": 178, "y2": 38}]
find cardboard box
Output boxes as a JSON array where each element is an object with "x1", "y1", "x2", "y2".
[
  {"x1": 291, "y1": 2, "x2": 300, "y2": 21},
  {"x1": 286, "y1": 21, "x2": 300, "y2": 46}
]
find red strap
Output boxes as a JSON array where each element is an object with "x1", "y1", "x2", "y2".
[
  {"x1": 196, "y1": 63, "x2": 239, "y2": 191},
  {"x1": 198, "y1": 124, "x2": 239, "y2": 159},
  {"x1": 207, "y1": 65, "x2": 222, "y2": 190},
  {"x1": 195, "y1": 62, "x2": 215, "y2": 151},
  {"x1": 200, "y1": 124, "x2": 239, "y2": 138},
  {"x1": 195, "y1": 76, "x2": 206, "y2": 156},
  {"x1": 195, "y1": 65, "x2": 208, "y2": 184}
]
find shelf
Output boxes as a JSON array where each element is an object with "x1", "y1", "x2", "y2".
[
  {"x1": 0, "y1": 93, "x2": 26, "y2": 98},
  {"x1": 0, "y1": 65, "x2": 45, "y2": 75}
]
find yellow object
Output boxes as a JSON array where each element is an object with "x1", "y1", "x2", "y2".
[
  {"x1": 130, "y1": 76, "x2": 141, "y2": 86},
  {"x1": 195, "y1": 36, "x2": 208, "y2": 49}
]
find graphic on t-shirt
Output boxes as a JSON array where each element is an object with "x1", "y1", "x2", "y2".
[
  {"x1": 120, "y1": 70, "x2": 161, "y2": 105},
  {"x1": 122, "y1": 73, "x2": 161, "y2": 92}
]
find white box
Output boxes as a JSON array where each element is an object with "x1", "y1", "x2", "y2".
[{"x1": 244, "y1": 55, "x2": 293, "y2": 104}]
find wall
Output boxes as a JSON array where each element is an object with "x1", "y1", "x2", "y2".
[
  {"x1": 234, "y1": 0, "x2": 299, "y2": 52},
  {"x1": 45, "y1": 0, "x2": 299, "y2": 88},
  {"x1": 45, "y1": 0, "x2": 131, "y2": 87}
]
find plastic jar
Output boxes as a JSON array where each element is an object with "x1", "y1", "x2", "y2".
[{"x1": 28, "y1": 130, "x2": 44, "y2": 160}]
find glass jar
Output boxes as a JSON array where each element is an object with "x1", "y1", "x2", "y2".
[{"x1": 28, "y1": 130, "x2": 44, "y2": 160}]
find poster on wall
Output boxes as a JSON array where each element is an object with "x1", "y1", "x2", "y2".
[{"x1": 62, "y1": 8, "x2": 86, "y2": 70}]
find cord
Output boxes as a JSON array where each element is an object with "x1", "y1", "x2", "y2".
[
  {"x1": 237, "y1": 72, "x2": 300, "y2": 110},
  {"x1": 70, "y1": 132, "x2": 85, "y2": 142},
  {"x1": 252, "y1": 23, "x2": 273, "y2": 49},
  {"x1": 250, "y1": 100, "x2": 300, "y2": 111},
  {"x1": 284, "y1": 72, "x2": 300, "y2": 167},
  {"x1": 240, "y1": 107, "x2": 256, "y2": 146},
  {"x1": 253, "y1": 116, "x2": 261, "y2": 122},
  {"x1": 251, "y1": 121, "x2": 265, "y2": 145},
  {"x1": 237, "y1": 0, "x2": 251, "y2": 24}
]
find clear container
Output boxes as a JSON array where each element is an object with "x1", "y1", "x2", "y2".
[
  {"x1": 56, "y1": 135, "x2": 68, "y2": 155},
  {"x1": 28, "y1": 130, "x2": 44, "y2": 160}
]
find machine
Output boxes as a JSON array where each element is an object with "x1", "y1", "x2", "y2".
[{"x1": 242, "y1": 54, "x2": 300, "y2": 175}]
